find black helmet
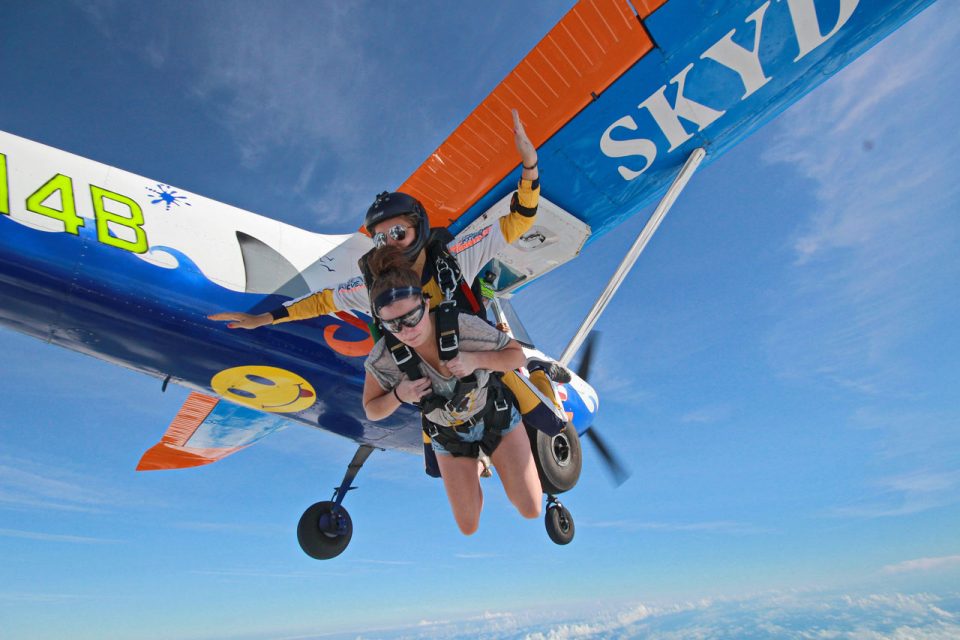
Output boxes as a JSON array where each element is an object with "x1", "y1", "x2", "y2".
[{"x1": 364, "y1": 191, "x2": 429, "y2": 259}]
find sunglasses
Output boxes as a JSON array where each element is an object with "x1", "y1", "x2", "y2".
[
  {"x1": 372, "y1": 224, "x2": 413, "y2": 248},
  {"x1": 381, "y1": 300, "x2": 427, "y2": 333}
]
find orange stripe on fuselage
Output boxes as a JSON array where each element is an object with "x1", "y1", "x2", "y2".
[{"x1": 398, "y1": 0, "x2": 665, "y2": 227}]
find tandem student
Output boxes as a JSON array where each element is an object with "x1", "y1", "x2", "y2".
[{"x1": 360, "y1": 245, "x2": 541, "y2": 535}]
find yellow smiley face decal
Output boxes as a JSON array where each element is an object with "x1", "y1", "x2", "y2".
[{"x1": 211, "y1": 366, "x2": 316, "y2": 413}]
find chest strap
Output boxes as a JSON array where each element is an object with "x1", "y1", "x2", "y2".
[
  {"x1": 384, "y1": 306, "x2": 478, "y2": 414},
  {"x1": 423, "y1": 375, "x2": 514, "y2": 458}
]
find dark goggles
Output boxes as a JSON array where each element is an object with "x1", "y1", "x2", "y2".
[
  {"x1": 381, "y1": 300, "x2": 427, "y2": 333},
  {"x1": 375, "y1": 286, "x2": 426, "y2": 333},
  {"x1": 372, "y1": 223, "x2": 412, "y2": 248}
]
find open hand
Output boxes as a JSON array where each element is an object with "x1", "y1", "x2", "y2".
[
  {"x1": 512, "y1": 109, "x2": 537, "y2": 172},
  {"x1": 208, "y1": 311, "x2": 272, "y2": 330}
]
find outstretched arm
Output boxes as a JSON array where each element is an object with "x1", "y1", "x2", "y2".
[
  {"x1": 450, "y1": 110, "x2": 542, "y2": 282},
  {"x1": 208, "y1": 279, "x2": 369, "y2": 329},
  {"x1": 514, "y1": 109, "x2": 538, "y2": 182},
  {"x1": 207, "y1": 310, "x2": 273, "y2": 330}
]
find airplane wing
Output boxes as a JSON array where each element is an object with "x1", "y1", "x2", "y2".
[
  {"x1": 137, "y1": 392, "x2": 289, "y2": 470},
  {"x1": 399, "y1": 0, "x2": 935, "y2": 287},
  {"x1": 401, "y1": 0, "x2": 657, "y2": 228}
]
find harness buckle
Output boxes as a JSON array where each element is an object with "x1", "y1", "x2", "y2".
[
  {"x1": 444, "y1": 395, "x2": 472, "y2": 415},
  {"x1": 425, "y1": 422, "x2": 440, "y2": 439},
  {"x1": 391, "y1": 344, "x2": 414, "y2": 365},
  {"x1": 494, "y1": 396, "x2": 509, "y2": 413},
  {"x1": 435, "y1": 257, "x2": 459, "y2": 300},
  {"x1": 438, "y1": 330, "x2": 459, "y2": 354}
]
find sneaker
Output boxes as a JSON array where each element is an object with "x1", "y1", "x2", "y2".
[{"x1": 527, "y1": 358, "x2": 572, "y2": 384}]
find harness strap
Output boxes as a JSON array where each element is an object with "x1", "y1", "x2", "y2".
[
  {"x1": 387, "y1": 337, "x2": 420, "y2": 379},
  {"x1": 423, "y1": 375, "x2": 514, "y2": 458},
  {"x1": 428, "y1": 228, "x2": 483, "y2": 315},
  {"x1": 435, "y1": 301, "x2": 459, "y2": 360}
]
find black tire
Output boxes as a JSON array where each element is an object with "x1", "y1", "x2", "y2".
[
  {"x1": 528, "y1": 423, "x2": 582, "y2": 495},
  {"x1": 297, "y1": 501, "x2": 353, "y2": 560},
  {"x1": 545, "y1": 504, "x2": 575, "y2": 545}
]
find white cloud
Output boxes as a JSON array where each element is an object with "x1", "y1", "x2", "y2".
[
  {"x1": 189, "y1": 568, "x2": 350, "y2": 580},
  {"x1": 0, "y1": 454, "x2": 136, "y2": 514},
  {"x1": 0, "y1": 592, "x2": 91, "y2": 604},
  {"x1": 762, "y1": 2, "x2": 960, "y2": 391},
  {"x1": 187, "y1": 4, "x2": 368, "y2": 167},
  {"x1": 353, "y1": 559, "x2": 415, "y2": 566},
  {"x1": 680, "y1": 404, "x2": 733, "y2": 424},
  {"x1": 246, "y1": 590, "x2": 960, "y2": 639},
  {"x1": 882, "y1": 555, "x2": 960, "y2": 576},
  {"x1": 70, "y1": 1, "x2": 405, "y2": 231},
  {"x1": 0, "y1": 527, "x2": 121, "y2": 544},
  {"x1": 581, "y1": 519, "x2": 770, "y2": 534},
  {"x1": 173, "y1": 521, "x2": 287, "y2": 536},
  {"x1": 828, "y1": 469, "x2": 960, "y2": 518}
]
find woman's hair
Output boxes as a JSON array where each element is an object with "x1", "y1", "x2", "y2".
[{"x1": 368, "y1": 245, "x2": 420, "y2": 304}]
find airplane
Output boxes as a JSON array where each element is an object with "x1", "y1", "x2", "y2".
[{"x1": 0, "y1": 0, "x2": 934, "y2": 559}]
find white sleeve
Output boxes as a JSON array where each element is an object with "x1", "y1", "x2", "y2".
[
  {"x1": 331, "y1": 275, "x2": 372, "y2": 314},
  {"x1": 447, "y1": 223, "x2": 508, "y2": 284}
]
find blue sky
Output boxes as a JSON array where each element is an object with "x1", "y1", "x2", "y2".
[{"x1": 1, "y1": 1, "x2": 959, "y2": 639}]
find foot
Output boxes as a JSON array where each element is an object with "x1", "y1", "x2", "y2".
[{"x1": 527, "y1": 358, "x2": 572, "y2": 384}]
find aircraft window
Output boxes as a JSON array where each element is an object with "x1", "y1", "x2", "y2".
[
  {"x1": 498, "y1": 298, "x2": 535, "y2": 348},
  {"x1": 480, "y1": 259, "x2": 526, "y2": 293}
]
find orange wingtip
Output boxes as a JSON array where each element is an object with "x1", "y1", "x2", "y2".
[
  {"x1": 136, "y1": 442, "x2": 245, "y2": 471},
  {"x1": 137, "y1": 391, "x2": 232, "y2": 471},
  {"x1": 160, "y1": 392, "x2": 219, "y2": 445},
  {"x1": 399, "y1": 0, "x2": 664, "y2": 226}
]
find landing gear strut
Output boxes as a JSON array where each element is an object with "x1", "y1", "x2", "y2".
[
  {"x1": 297, "y1": 444, "x2": 375, "y2": 560},
  {"x1": 544, "y1": 494, "x2": 575, "y2": 545}
]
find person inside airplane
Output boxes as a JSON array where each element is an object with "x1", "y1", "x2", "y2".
[{"x1": 360, "y1": 244, "x2": 541, "y2": 535}]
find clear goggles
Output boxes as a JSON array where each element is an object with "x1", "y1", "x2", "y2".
[{"x1": 372, "y1": 223, "x2": 412, "y2": 248}]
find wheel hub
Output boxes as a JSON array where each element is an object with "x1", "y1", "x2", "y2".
[{"x1": 551, "y1": 433, "x2": 571, "y2": 467}]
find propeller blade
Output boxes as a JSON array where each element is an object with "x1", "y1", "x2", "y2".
[
  {"x1": 583, "y1": 426, "x2": 631, "y2": 487},
  {"x1": 576, "y1": 331, "x2": 599, "y2": 381}
]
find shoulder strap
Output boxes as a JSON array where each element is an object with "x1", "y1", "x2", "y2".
[
  {"x1": 385, "y1": 332, "x2": 421, "y2": 379},
  {"x1": 425, "y1": 228, "x2": 482, "y2": 315},
  {"x1": 435, "y1": 301, "x2": 459, "y2": 361}
]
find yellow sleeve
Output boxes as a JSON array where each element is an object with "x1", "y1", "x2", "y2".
[
  {"x1": 272, "y1": 289, "x2": 339, "y2": 323},
  {"x1": 499, "y1": 178, "x2": 540, "y2": 244}
]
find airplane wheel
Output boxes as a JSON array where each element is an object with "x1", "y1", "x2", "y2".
[
  {"x1": 297, "y1": 501, "x2": 353, "y2": 560},
  {"x1": 528, "y1": 424, "x2": 582, "y2": 495},
  {"x1": 545, "y1": 503, "x2": 575, "y2": 545}
]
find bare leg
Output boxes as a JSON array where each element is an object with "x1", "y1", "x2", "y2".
[
  {"x1": 436, "y1": 453, "x2": 484, "y2": 535},
  {"x1": 491, "y1": 423, "x2": 542, "y2": 519}
]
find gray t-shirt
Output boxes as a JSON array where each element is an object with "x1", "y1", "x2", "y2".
[{"x1": 365, "y1": 313, "x2": 511, "y2": 427}]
